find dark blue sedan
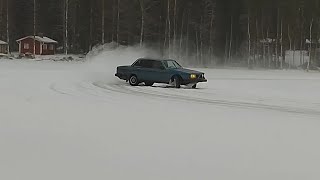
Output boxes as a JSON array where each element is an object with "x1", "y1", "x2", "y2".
[{"x1": 115, "y1": 58, "x2": 207, "y2": 88}]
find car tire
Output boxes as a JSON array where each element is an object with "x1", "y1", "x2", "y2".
[
  {"x1": 129, "y1": 75, "x2": 139, "y2": 86},
  {"x1": 145, "y1": 82, "x2": 154, "y2": 86},
  {"x1": 172, "y1": 76, "x2": 181, "y2": 88},
  {"x1": 192, "y1": 84, "x2": 197, "y2": 89}
]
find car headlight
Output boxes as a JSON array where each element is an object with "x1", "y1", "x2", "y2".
[{"x1": 190, "y1": 74, "x2": 197, "y2": 79}]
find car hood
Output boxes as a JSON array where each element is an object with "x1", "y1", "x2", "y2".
[{"x1": 173, "y1": 68, "x2": 203, "y2": 74}]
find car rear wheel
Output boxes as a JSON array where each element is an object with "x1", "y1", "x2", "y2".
[{"x1": 129, "y1": 75, "x2": 139, "y2": 86}]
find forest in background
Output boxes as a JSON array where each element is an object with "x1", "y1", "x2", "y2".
[{"x1": 0, "y1": 0, "x2": 320, "y2": 68}]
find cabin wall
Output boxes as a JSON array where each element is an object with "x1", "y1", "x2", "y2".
[
  {"x1": 20, "y1": 38, "x2": 41, "y2": 55},
  {"x1": 0, "y1": 45, "x2": 8, "y2": 53},
  {"x1": 41, "y1": 43, "x2": 55, "y2": 55}
]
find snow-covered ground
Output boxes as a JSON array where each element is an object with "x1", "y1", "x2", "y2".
[{"x1": 1, "y1": 47, "x2": 320, "y2": 180}]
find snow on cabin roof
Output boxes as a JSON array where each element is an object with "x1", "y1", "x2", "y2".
[
  {"x1": 0, "y1": 40, "x2": 8, "y2": 45},
  {"x1": 16, "y1": 36, "x2": 58, "y2": 44}
]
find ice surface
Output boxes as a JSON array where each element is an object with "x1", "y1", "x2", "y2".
[{"x1": 1, "y1": 47, "x2": 320, "y2": 180}]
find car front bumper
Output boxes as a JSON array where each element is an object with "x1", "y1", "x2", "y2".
[{"x1": 182, "y1": 78, "x2": 207, "y2": 85}]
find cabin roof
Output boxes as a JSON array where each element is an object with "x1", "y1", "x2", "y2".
[
  {"x1": 0, "y1": 40, "x2": 8, "y2": 45},
  {"x1": 16, "y1": 36, "x2": 58, "y2": 44}
]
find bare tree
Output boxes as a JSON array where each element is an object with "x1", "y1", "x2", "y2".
[
  {"x1": 112, "y1": 0, "x2": 115, "y2": 42},
  {"x1": 254, "y1": 16, "x2": 258, "y2": 65},
  {"x1": 89, "y1": 1, "x2": 93, "y2": 50},
  {"x1": 195, "y1": 27, "x2": 199, "y2": 63},
  {"x1": 228, "y1": 15, "x2": 233, "y2": 63},
  {"x1": 224, "y1": 32, "x2": 228, "y2": 65},
  {"x1": 138, "y1": 0, "x2": 144, "y2": 47},
  {"x1": 173, "y1": 0, "x2": 177, "y2": 53},
  {"x1": 261, "y1": 12, "x2": 266, "y2": 67},
  {"x1": 179, "y1": 8, "x2": 185, "y2": 58},
  {"x1": 299, "y1": 8, "x2": 304, "y2": 66},
  {"x1": 0, "y1": 0, "x2": 3, "y2": 30},
  {"x1": 102, "y1": 0, "x2": 105, "y2": 44},
  {"x1": 315, "y1": 20, "x2": 319, "y2": 65},
  {"x1": 293, "y1": 39, "x2": 296, "y2": 69},
  {"x1": 167, "y1": 0, "x2": 171, "y2": 57},
  {"x1": 280, "y1": 17, "x2": 283, "y2": 69},
  {"x1": 208, "y1": 2, "x2": 215, "y2": 62},
  {"x1": 185, "y1": 9, "x2": 189, "y2": 58},
  {"x1": 65, "y1": 0, "x2": 68, "y2": 55},
  {"x1": 288, "y1": 24, "x2": 292, "y2": 69},
  {"x1": 275, "y1": 8, "x2": 279, "y2": 68},
  {"x1": 307, "y1": 18, "x2": 313, "y2": 71},
  {"x1": 200, "y1": 16, "x2": 203, "y2": 65},
  {"x1": 6, "y1": 0, "x2": 9, "y2": 54},
  {"x1": 33, "y1": 0, "x2": 36, "y2": 56},
  {"x1": 117, "y1": 0, "x2": 120, "y2": 45},
  {"x1": 267, "y1": 27, "x2": 271, "y2": 68},
  {"x1": 248, "y1": 13, "x2": 251, "y2": 68}
]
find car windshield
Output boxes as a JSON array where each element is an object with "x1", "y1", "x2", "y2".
[{"x1": 163, "y1": 60, "x2": 182, "y2": 69}]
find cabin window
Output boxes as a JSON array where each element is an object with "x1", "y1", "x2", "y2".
[
  {"x1": 49, "y1": 44, "x2": 54, "y2": 50},
  {"x1": 43, "y1": 44, "x2": 48, "y2": 50},
  {"x1": 24, "y1": 43, "x2": 29, "y2": 49}
]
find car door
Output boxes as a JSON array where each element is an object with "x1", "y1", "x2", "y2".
[
  {"x1": 135, "y1": 59, "x2": 154, "y2": 82},
  {"x1": 150, "y1": 61, "x2": 170, "y2": 83},
  {"x1": 131, "y1": 59, "x2": 144, "y2": 79}
]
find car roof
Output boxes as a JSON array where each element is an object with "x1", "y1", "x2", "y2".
[
  {"x1": 137, "y1": 58, "x2": 162, "y2": 61},
  {"x1": 137, "y1": 58, "x2": 175, "y2": 62}
]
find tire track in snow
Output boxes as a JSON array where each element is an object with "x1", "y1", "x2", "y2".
[
  {"x1": 49, "y1": 83, "x2": 76, "y2": 97},
  {"x1": 49, "y1": 81, "x2": 126, "y2": 103},
  {"x1": 93, "y1": 81, "x2": 320, "y2": 117}
]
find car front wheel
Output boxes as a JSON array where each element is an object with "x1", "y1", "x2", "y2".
[
  {"x1": 129, "y1": 75, "x2": 139, "y2": 86},
  {"x1": 172, "y1": 76, "x2": 181, "y2": 88}
]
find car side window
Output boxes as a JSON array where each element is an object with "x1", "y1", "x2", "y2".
[
  {"x1": 166, "y1": 61, "x2": 176, "y2": 68},
  {"x1": 162, "y1": 61, "x2": 168, "y2": 68},
  {"x1": 152, "y1": 61, "x2": 165, "y2": 69},
  {"x1": 140, "y1": 60, "x2": 153, "y2": 68},
  {"x1": 133, "y1": 60, "x2": 142, "y2": 67},
  {"x1": 133, "y1": 60, "x2": 149, "y2": 68},
  {"x1": 140, "y1": 60, "x2": 147, "y2": 68},
  {"x1": 134, "y1": 60, "x2": 164, "y2": 69}
]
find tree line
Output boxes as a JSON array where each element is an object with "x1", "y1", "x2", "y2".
[{"x1": 0, "y1": 0, "x2": 319, "y2": 68}]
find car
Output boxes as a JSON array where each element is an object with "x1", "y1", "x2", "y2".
[{"x1": 115, "y1": 58, "x2": 207, "y2": 88}]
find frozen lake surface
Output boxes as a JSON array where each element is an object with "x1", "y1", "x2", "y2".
[{"x1": 1, "y1": 50, "x2": 320, "y2": 180}]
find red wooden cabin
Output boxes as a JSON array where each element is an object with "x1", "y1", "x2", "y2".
[
  {"x1": 16, "y1": 36, "x2": 58, "y2": 55},
  {"x1": 0, "y1": 40, "x2": 8, "y2": 54}
]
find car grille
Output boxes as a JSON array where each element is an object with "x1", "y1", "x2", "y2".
[{"x1": 198, "y1": 74, "x2": 205, "y2": 79}]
